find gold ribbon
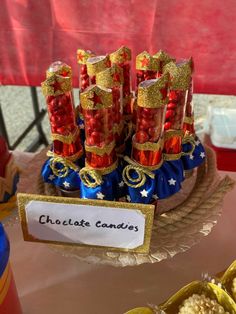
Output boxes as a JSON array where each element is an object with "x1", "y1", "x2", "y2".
[
  {"x1": 85, "y1": 160, "x2": 118, "y2": 176},
  {"x1": 79, "y1": 167, "x2": 103, "y2": 188},
  {"x1": 47, "y1": 150, "x2": 83, "y2": 162},
  {"x1": 85, "y1": 141, "x2": 115, "y2": 156},
  {"x1": 51, "y1": 127, "x2": 80, "y2": 145},
  {"x1": 182, "y1": 134, "x2": 196, "y2": 156},
  {"x1": 184, "y1": 116, "x2": 194, "y2": 125},
  {"x1": 164, "y1": 129, "x2": 184, "y2": 140},
  {"x1": 122, "y1": 156, "x2": 156, "y2": 188},
  {"x1": 163, "y1": 152, "x2": 182, "y2": 161}
]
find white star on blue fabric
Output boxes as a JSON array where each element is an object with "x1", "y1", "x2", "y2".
[
  {"x1": 63, "y1": 181, "x2": 70, "y2": 188},
  {"x1": 96, "y1": 192, "x2": 105, "y2": 200},
  {"x1": 168, "y1": 178, "x2": 176, "y2": 186},
  {"x1": 118, "y1": 181, "x2": 125, "y2": 188},
  {"x1": 126, "y1": 195, "x2": 131, "y2": 202},
  {"x1": 49, "y1": 174, "x2": 55, "y2": 181},
  {"x1": 195, "y1": 139, "x2": 201, "y2": 146},
  {"x1": 189, "y1": 154, "x2": 194, "y2": 160},
  {"x1": 152, "y1": 194, "x2": 158, "y2": 200},
  {"x1": 140, "y1": 189, "x2": 148, "y2": 198},
  {"x1": 200, "y1": 152, "x2": 205, "y2": 159}
]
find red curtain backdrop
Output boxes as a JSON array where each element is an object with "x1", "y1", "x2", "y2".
[{"x1": 0, "y1": 0, "x2": 236, "y2": 94}]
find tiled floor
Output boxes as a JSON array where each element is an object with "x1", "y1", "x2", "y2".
[{"x1": 0, "y1": 85, "x2": 235, "y2": 151}]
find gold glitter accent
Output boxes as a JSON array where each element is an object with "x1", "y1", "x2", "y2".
[
  {"x1": 47, "y1": 150, "x2": 83, "y2": 162},
  {"x1": 96, "y1": 64, "x2": 124, "y2": 88},
  {"x1": 184, "y1": 116, "x2": 194, "y2": 125},
  {"x1": 79, "y1": 167, "x2": 102, "y2": 188},
  {"x1": 153, "y1": 50, "x2": 175, "y2": 67},
  {"x1": 86, "y1": 55, "x2": 110, "y2": 76},
  {"x1": 77, "y1": 49, "x2": 94, "y2": 64},
  {"x1": 110, "y1": 46, "x2": 131, "y2": 63},
  {"x1": 41, "y1": 74, "x2": 72, "y2": 97},
  {"x1": 17, "y1": 193, "x2": 154, "y2": 254},
  {"x1": 51, "y1": 127, "x2": 80, "y2": 145},
  {"x1": 85, "y1": 141, "x2": 115, "y2": 156},
  {"x1": 85, "y1": 160, "x2": 118, "y2": 175},
  {"x1": 46, "y1": 62, "x2": 72, "y2": 78},
  {"x1": 137, "y1": 72, "x2": 169, "y2": 108},
  {"x1": 163, "y1": 59, "x2": 192, "y2": 90},
  {"x1": 80, "y1": 85, "x2": 112, "y2": 110},
  {"x1": 136, "y1": 51, "x2": 159, "y2": 71},
  {"x1": 160, "y1": 281, "x2": 236, "y2": 313},
  {"x1": 133, "y1": 137, "x2": 164, "y2": 152}
]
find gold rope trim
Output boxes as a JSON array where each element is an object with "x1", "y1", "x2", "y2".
[
  {"x1": 79, "y1": 167, "x2": 103, "y2": 188},
  {"x1": 48, "y1": 156, "x2": 80, "y2": 178},
  {"x1": 182, "y1": 135, "x2": 196, "y2": 156},
  {"x1": 85, "y1": 141, "x2": 115, "y2": 156},
  {"x1": 184, "y1": 116, "x2": 194, "y2": 125},
  {"x1": 133, "y1": 137, "x2": 164, "y2": 152},
  {"x1": 47, "y1": 150, "x2": 83, "y2": 162},
  {"x1": 122, "y1": 156, "x2": 156, "y2": 188},
  {"x1": 51, "y1": 127, "x2": 80, "y2": 144}
]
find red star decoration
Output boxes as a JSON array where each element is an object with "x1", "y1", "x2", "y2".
[
  {"x1": 61, "y1": 70, "x2": 69, "y2": 77},
  {"x1": 113, "y1": 72, "x2": 121, "y2": 83},
  {"x1": 89, "y1": 92, "x2": 103, "y2": 106},
  {"x1": 50, "y1": 79, "x2": 61, "y2": 93},
  {"x1": 77, "y1": 52, "x2": 84, "y2": 62},
  {"x1": 120, "y1": 50, "x2": 128, "y2": 61},
  {"x1": 140, "y1": 56, "x2": 150, "y2": 68}
]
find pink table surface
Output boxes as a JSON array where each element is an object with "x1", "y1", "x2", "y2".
[
  {"x1": 1, "y1": 0, "x2": 236, "y2": 95},
  {"x1": 4, "y1": 160, "x2": 236, "y2": 313}
]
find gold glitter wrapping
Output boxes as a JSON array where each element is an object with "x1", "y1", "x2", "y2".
[
  {"x1": 124, "y1": 307, "x2": 154, "y2": 314},
  {"x1": 86, "y1": 55, "x2": 110, "y2": 76},
  {"x1": 184, "y1": 116, "x2": 194, "y2": 125},
  {"x1": 85, "y1": 141, "x2": 115, "y2": 156},
  {"x1": 137, "y1": 72, "x2": 169, "y2": 108},
  {"x1": 153, "y1": 50, "x2": 175, "y2": 67},
  {"x1": 80, "y1": 85, "x2": 112, "y2": 110},
  {"x1": 164, "y1": 129, "x2": 184, "y2": 140},
  {"x1": 133, "y1": 137, "x2": 164, "y2": 152},
  {"x1": 51, "y1": 127, "x2": 80, "y2": 145},
  {"x1": 160, "y1": 281, "x2": 236, "y2": 313},
  {"x1": 17, "y1": 193, "x2": 154, "y2": 254},
  {"x1": 221, "y1": 260, "x2": 236, "y2": 301},
  {"x1": 136, "y1": 51, "x2": 159, "y2": 71},
  {"x1": 41, "y1": 74, "x2": 72, "y2": 97},
  {"x1": 96, "y1": 64, "x2": 124, "y2": 88},
  {"x1": 77, "y1": 49, "x2": 94, "y2": 64},
  {"x1": 163, "y1": 60, "x2": 192, "y2": 90},
  {"x1": 85, "y1": 160, "x2": 118, "y2": 175},
  {"x1": 110, "y1": 46, "x2": 131, "y2": 63},
  {"x1": 46, "y1": 63, "x2": 72, "y2": 78}
]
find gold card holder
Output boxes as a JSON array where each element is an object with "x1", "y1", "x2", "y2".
[{"x1": 17, "y1": 193, "x2": 155, "y2": 254}]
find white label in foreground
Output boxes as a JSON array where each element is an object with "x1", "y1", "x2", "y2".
[{"x1": 25, "y1": 201, "x2": 145, "y2": 249}]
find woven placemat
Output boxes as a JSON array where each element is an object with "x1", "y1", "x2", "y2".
[{"x1": 19, "y1": 146, "x2": 235, "y2": 267}]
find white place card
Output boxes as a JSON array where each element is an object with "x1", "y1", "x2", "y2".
[{"x1": 17, "y1": 193, "x2": 155, "y2": 254}]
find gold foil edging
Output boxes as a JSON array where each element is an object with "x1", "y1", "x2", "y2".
[
  {"x1": 133, "y1": 137, "x2": 164, "y2": 152},
  {"x1": 137, "y1": 72, "x2": 169, "y2": 108},
  {"x1": 80, "y1": 85, "x2": 112, "y2": 110},
  {"x1": 77, "y1": 49, "x2": 94, "y2": 64},
  {"x1": 153, "y1": 50, "x2": 175, "y2": 67},
  {"x1": 17, "y1": 193, "x2": 154, "y2": 254},
  {"x1": 110, "y1": 46, "x2": 131, "y2": 63},
  {"x1": 51, "y1": 127, "x2": 80, "y2": 145},
  {"x1": 96, "y1": 64, "x2": 124, "y2": 88},
  {"x1": 85, "y1": 160, "x2": 118, "y2": 176},
  {"x1": 41, "y1": 74, "x2": 72, "y2": 97},
  {"x1": 85, "y1": 141, "x2": 115, "y2": 156},
  {"x1": 46, "y1": 63, "x2": 72, "y2": 78}
]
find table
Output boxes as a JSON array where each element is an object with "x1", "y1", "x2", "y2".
[{"x1": 4, "y1": 153, "x2": 236, "y2": 314}]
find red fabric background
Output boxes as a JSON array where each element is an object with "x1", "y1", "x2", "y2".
[{"x1": 0, "y1": 0, "x2": 236, "y2": 94}]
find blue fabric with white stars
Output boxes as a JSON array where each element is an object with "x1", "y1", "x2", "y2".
[{"x1": 181, "y1": 136, "x2": 206, "y2": 170}]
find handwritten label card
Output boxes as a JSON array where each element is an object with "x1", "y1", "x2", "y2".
[{"x1": 17, "y1": 194, "x2": 155, "y2": 254}]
